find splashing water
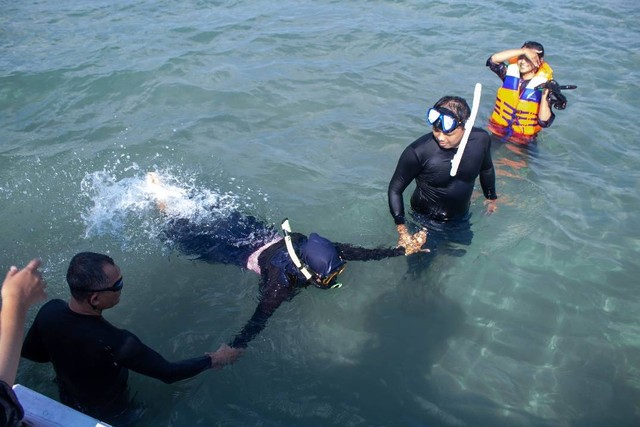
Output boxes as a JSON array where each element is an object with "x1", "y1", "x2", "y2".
[{"x1": 80, "y1": 170, "x2": 243, "y2": 251}]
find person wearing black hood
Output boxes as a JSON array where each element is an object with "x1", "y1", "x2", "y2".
[{"x1": 146, "y1": 173, "x2": 426, "y2": 352}]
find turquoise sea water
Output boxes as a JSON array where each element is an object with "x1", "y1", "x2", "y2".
[{"x1": 2, "y1": 0, "x2": 640, "y2": 425}]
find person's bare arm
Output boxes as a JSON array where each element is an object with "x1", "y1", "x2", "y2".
[
  {"x1": 489, "y1": 47, "x2": 542, "y2": 67},
  {"x1": 0, "y1": 259, "x2": 47, "y2": 385}
]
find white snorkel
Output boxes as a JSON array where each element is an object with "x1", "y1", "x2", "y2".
[
  {"x1": 450, "y1": 83, "x2": 482, "y2": 176},
  {"x1": 281, "y1": 218, "x2": 314, "y2": 281}
]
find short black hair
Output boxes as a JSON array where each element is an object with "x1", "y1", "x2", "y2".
[
  {"x1": 433, "y1": 96, "x2": 471, "y2": 123},
  {"x1": 522, "y1": 41, "x2": 544, "y2": 58},
  {"x1": 66, "y1": 252, "x2": 114, "y2": 299}
]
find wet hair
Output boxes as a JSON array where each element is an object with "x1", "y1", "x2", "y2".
[
  {"x1": 433, "y1": 96, "x2": 471, "y2": 124},
  {"x1": 522, "y1": 41, "x2": 544, "y2": 58},
  {"x1": 66, "y1": 252, "x2": 114, "y2": 299}
]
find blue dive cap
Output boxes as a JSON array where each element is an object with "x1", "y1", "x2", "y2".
[{"x1": 299, "y1": 233, "x2": 345, "y2": 279}]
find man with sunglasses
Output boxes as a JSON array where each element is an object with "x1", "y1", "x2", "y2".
[
  {"x1": 388, "y1": 95, "x2": 497, "y2": 261},
  {"x1": 21, "y1": 252, "x2": 240, "y2": 423},
  {"x1": 486, "y1": 41, "x2": 555, "y2": 144}
]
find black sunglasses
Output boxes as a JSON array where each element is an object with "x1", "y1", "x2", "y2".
[{"x1": 94, "y1": 277, "x2": 124, "y2": 293}]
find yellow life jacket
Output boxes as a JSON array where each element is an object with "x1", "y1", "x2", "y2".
[{"x1": 489, "y1": 62, "x2": 553, "y2": 141}]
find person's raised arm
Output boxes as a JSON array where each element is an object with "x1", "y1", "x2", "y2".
[
  {"x1": 489, "y1": 47, "x2": 542, "y2": 68},
  {"x1": 0, "y1": 259, "x2": 47, "y2": 386}
]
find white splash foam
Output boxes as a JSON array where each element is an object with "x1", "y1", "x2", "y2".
[{"x1": 80, "y1": 170, "x2": 242, "y2": 248}]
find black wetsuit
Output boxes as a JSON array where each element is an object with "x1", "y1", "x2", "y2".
[
  {"x1": 21, "y1": 299, "x2": 211, "y2": 419},
  {"x1": 388, "y1": 127, "x2": 497, "y2": 226},
  {"x1": 162, "y1": 214, "x2": 404, "y2": 349}
]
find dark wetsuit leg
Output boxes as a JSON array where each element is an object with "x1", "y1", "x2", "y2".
[{"x1": 163, "y1": 212, "x2": 279, "y2": 268}]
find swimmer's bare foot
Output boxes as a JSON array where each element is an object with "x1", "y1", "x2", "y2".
[
  {"x1": 146, "y1": 172, "x2": 161, "y2": 186},
  {"x1": 145, "y1": 172, "x2": 167, "y2": 212}
]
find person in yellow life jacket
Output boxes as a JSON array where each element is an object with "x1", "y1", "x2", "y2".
[{"x1": 486, "y1": 41, "x2": 554, "y2": 144}]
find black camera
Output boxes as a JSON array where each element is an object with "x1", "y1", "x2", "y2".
[{"x1": 537, "y1": 80, "x2": 577, "y2": 110}]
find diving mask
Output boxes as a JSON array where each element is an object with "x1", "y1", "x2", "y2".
[{"x1": 426, "y1": 108, "x2": 462, "y2": 134}]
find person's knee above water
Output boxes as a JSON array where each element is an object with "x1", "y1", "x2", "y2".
[
  {"x1": 388, "y1": 94, "x2": 498, "y2": 247},
  {"x1": 486, "y1": 41, "x2": 555, "y2": 144},
  {"x1": 21, "y1": 252, "x2": 239, "y2": 422}
]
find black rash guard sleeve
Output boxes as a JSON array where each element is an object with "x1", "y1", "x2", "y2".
[
  {"x1": 334, "y1": 243, "x2": 404, "y2": 261},
  {"x1": 229, "y1": 286, "x2": 290, "y2": 349},
  {"x1": 479, "y1": 167, "x2": 497, "y2": 200},
  {"x1": 479, "y1": 138, "x2": 497, "y2": 200},
  {"x1": 230, "y1": 239, "x2": 301, "y2": 349},
  {"x1": 115, "y1": 332, "x2": 211, "y2": 384},
  {"x1": 388, "y1": 144, "x2": 423, "y2": 225}
]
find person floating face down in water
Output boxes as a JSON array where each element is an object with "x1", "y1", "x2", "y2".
[{"x1": 146, "y1": 173, "x2": 426, "y2": 353}]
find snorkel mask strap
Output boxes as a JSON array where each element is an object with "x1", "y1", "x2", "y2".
[{"x1": 281, "y1": 218, "x2": 313, "y2": 281}]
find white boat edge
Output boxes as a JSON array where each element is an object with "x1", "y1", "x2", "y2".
[{"x1": 12, "y1": 384, "x2": 112, "y2": 427}]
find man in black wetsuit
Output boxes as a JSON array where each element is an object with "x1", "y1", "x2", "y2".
[
  {"x1": 388, "y1": 95, "x2": 497, "y2": 259},
  {"x1": 21, "y1": 252, "x2": 239, "y2": 423}
]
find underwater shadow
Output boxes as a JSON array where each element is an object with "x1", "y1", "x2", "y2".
[
  {"x1": 311, "y1": 270, "x2": 470, "y2": 426},
  {"x1": 318, "y1": 267, "x2": 560, "y2": 427}
]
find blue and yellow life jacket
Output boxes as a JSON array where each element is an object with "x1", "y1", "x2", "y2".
[{"x1": 489, "y1": 62, "x2": 553, "y2": 141}]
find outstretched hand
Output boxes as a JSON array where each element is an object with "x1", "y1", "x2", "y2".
[
  {"x1": 207, "y1": 343, "x2": 244, "y2": 370},
  {"x1": 1, "y1": 259, "x2": 47, "y2": 310},
  {"x1": 396, "y1": 225, "x2": 429, "y2": 256}
]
